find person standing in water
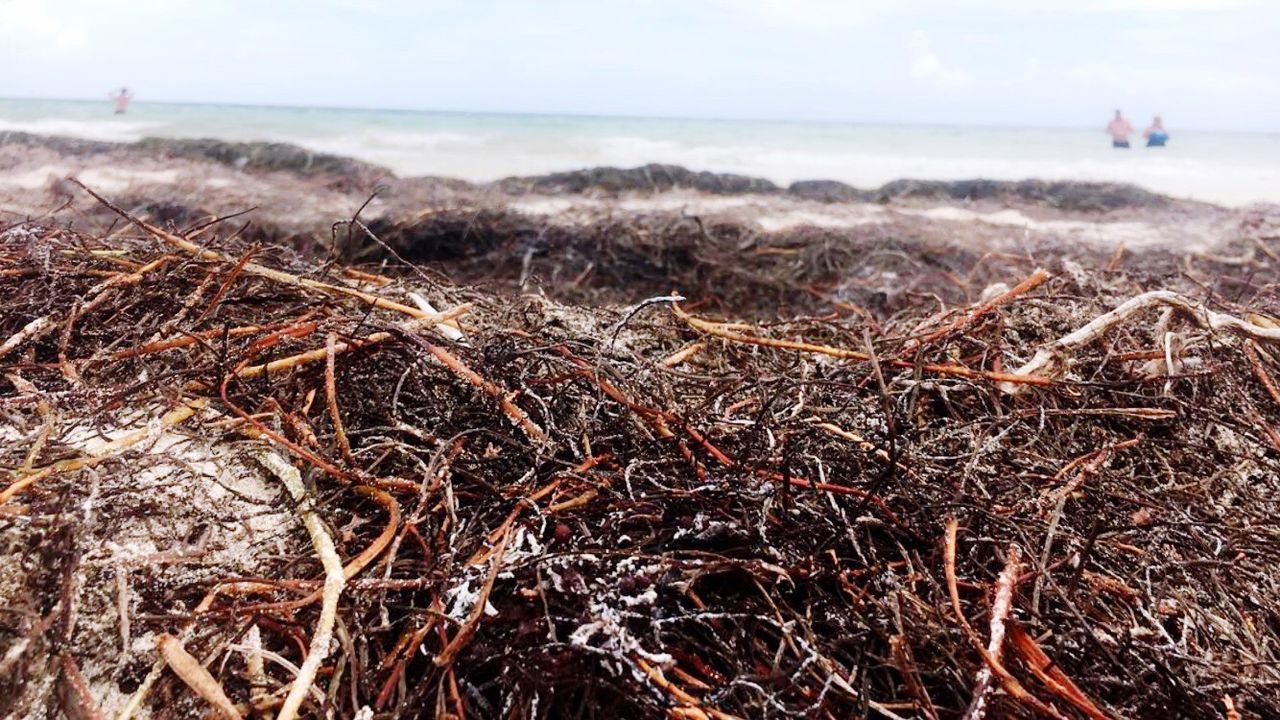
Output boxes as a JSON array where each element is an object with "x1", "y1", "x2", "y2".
[
  {"x1": 110, "y1": 87, "x2": 133, "y2": 115},
  {"x1": 1144, "y1": 115, "x2": 1169, "y2": 147},
  {"x1": 1106, "y1": 109, "x2": 1133, "y2": 148}
]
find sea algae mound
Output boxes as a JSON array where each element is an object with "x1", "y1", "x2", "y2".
[{"x1": 2, "y1": 196, "x2": 1280, "y2": 719}]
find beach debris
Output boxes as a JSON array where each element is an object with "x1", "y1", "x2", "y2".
[
  {"x1": 1002, "y1": 289, "x2": 1280, "y2": 392},
  {"x1": 3, "y1": 188, "x2": 1280, "y2": 719}
]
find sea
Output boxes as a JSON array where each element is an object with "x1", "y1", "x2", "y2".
[{"x1": 2, "y1": 98, "x2": 1279, "y2": 207}]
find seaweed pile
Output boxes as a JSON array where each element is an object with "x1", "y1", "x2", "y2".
[
  {"x1": 491, "y1": 163, "x2": 1174, "y2": 212},
  {"x1": 0, "y1": 131, "x2": 390, "y2": 190},
  {"x1": 357, "y1": 209, "x2": 960, "y2": 317},
  {"x1": 356, "y1": 206, "x2": 1231, "y2": 321},
  {"x1": 3, "y1": 185, "x2": 1280, "y2": 720}
]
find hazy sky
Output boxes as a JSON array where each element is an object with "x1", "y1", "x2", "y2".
[{"x1": 3, "y1": 0, "x2": 1277, "y2": 130}]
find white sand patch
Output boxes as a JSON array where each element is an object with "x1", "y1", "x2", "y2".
[
  {"x1": 757, "y1": 208, "x2": 886, "y2": 232},
  {"x1": 490, "y1": 191, "x2": 1227, "y2": 250},
  {"x1": 508, "y1": 197, "x2": 591, "y2": 215},
  {"x1": 900, "y1": 205, "x2": 1166, "y2": 247},
  {"x1": 507, "y1": 192, "x2": 891, "y2": 233},
  {"x1": 615, "y1": 194, "x2": 762, "y2": 213},
  {"x1": 508, "y1": 193, "x2": 766, "y2": 217},
  {"x1": 57, "y1": 409, "x2": 287, "y2": 572},
  {"x1": 76, "y1": 167, "x2": 180, "y2": 193},
  {"x1": 0, "y1": 164, "x2": 72, "y2": 189},
  {"x1": 1, "y1": 404, "x2": 292, "y2": 716},
  {"x1": 903, "y1": 206, "x2": 1000, "y2": 224}
]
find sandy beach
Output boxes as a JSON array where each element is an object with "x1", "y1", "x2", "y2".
[
  {"x1": 0, "y1": 130, "x2": 1265, "y2": 270},
  {"x1": 7, "y1": 0, "x2": 1280, "y2": 715}
]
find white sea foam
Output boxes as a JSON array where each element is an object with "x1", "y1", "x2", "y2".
[
  {"x1": 77, "y1": 167, "x2": 180, "y2": 192},
  {"x1": 0, "y1": 164, "x2": 71, "y2": 189},
  {"x1": 0, "y1": 117, "x2": 162, "y2": 142}
]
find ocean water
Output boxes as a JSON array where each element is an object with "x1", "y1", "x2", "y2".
[{"x1": 2, "y1": 98, "x2": 1279, "y2": 206}]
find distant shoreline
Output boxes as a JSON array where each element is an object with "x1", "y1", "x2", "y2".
[
  {"x1": 3, "y1": 98, "x2": 1278, "y2": 206},
  {"x1": 0, "y1": 130, "x2": 1189, "y2": 213},
  {"x1": 0, "y1": 129, "x2": 1246, "y2": 268}
]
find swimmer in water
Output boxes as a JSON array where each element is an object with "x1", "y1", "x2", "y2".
[
  {"x1": 1144, "y1": 115, "x2": 1169, "y2": 147},
  {"x1": 1106, "y1": 109, "x2": 1133, "y2": 148},
  {"x1": 110, "y1": 87, "x2": 133, "y2": 115}
]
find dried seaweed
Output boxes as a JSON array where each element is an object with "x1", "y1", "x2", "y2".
[{"x1": 2, "y1": 190, "x2": 1280, "y2": 719}]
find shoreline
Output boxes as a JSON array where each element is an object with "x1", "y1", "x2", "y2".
[
  {"x1": 4, "y1": 100, "x2": 1278, "y2": 206},
  {"x1": 0, "y1": 130, "x2": 1192, "y2": 207},
  {"x1": 0, "y1": 131, "x2": 1248, "y2": 261}
]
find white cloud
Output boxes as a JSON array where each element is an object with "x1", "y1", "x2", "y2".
[
  {"x1": 1068, "y1": 62, "x2": 1123, "y2": 86},
  {"x1": 1076, "y1": 0, "x2": 1258, "y2": 10},
  {"x1": 707, "y1": 0, "x2": 874, "y2": 28},
  {"x1": 911, "y1": 54, "x2": 972, "y2": 87},
  {"x1": 0, "y1": 0, "x2": 88, "y2": 53},
  {"x1": 907, "y1": 31, "x2": 972, "y2": 88}
]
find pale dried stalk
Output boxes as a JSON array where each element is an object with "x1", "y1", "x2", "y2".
[
  {"x1": 115, "y1": 566, "x2": 131, "y2": 656},
  {"x1": 1, "y1": 400, "x2": 205, "y2": 505},
  {"x1": 60, "y1": 654, "x2": 105, "y2": 720},
  {"x1": 0, "y1": 315, "x2": 54, "y2": 360},
  {"x1": 224, "y1": 643, "x2": 326, "y2": 705},
  {"x1": 963, "y1": 545, "x2": 1022, "y2": 720},
  {"x1": 659, "y1": 341, "x2": 706, "y2": 367},
  {"x1": 635, "y1": 657, "x2": 742, "y2": 720},
  {"x1": 258, "y1": 450, "x2": 345, "y2": 720},
  {"x1": 156, "y1": 634, "x2": 242, "y2": 720},
  {"x1": 866, "y1": 700, "x2": 914, "y2": 720},
  {"x1": 118, "y1": 585, "x2": 232, "y2": 720},
  {"x1": 326, "y1": 333, "x2": 357, "y2": 465},
  {"x1": 72, "y1": 178, "x2": 458, "y2": 325},
  {"x1": 1002, "y1": 290, "x2": 1280, "y2": 393},
  {"x1": 673, "y1": 304, "x2": 1051, "y2": 386},
  {"x1": 233, "y1": 304, "x2": 471, "y2": 380},
  {"x1": 808, "y1": 419, "x2": 891, "y2": 462},
  {"x1": 423, "y1": 342, "x2": 548, "y2": 444},
  {"x1": 409, "y1": 292, "x2": 466, "y2": 341},
  {"x1": 943, "y1": 518, "x2": 1066, "y2": 720},
  {"x1": 19, "y1": 399, "x2": 54, "y2": 472},
  {"x1": 242, "y1": 625, "x2": 274, "y2": 713},
  {"x1": 673, "y1": 303, "x2": 870, "y2": 361}
]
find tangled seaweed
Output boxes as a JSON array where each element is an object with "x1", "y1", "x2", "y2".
[{"x1": 2, "y1": 188, "x2": 1280, "y2": 719}]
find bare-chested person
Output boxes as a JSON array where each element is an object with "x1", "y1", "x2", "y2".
[
  {"x1": 110, "y1": 87, "x2": 133, "y2": 115},
  {"x1": 1106, "y1": 109, "x2": 1133, "y2": 148}
]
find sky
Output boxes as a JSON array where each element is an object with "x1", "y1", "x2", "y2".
[{"x1": 2, "y1": 0, "x2": 1277, "y2": 131}]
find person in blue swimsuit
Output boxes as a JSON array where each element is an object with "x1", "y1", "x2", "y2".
[{"x1": 1143, "y1": 116, "x2": 1169, "y2": 147}]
